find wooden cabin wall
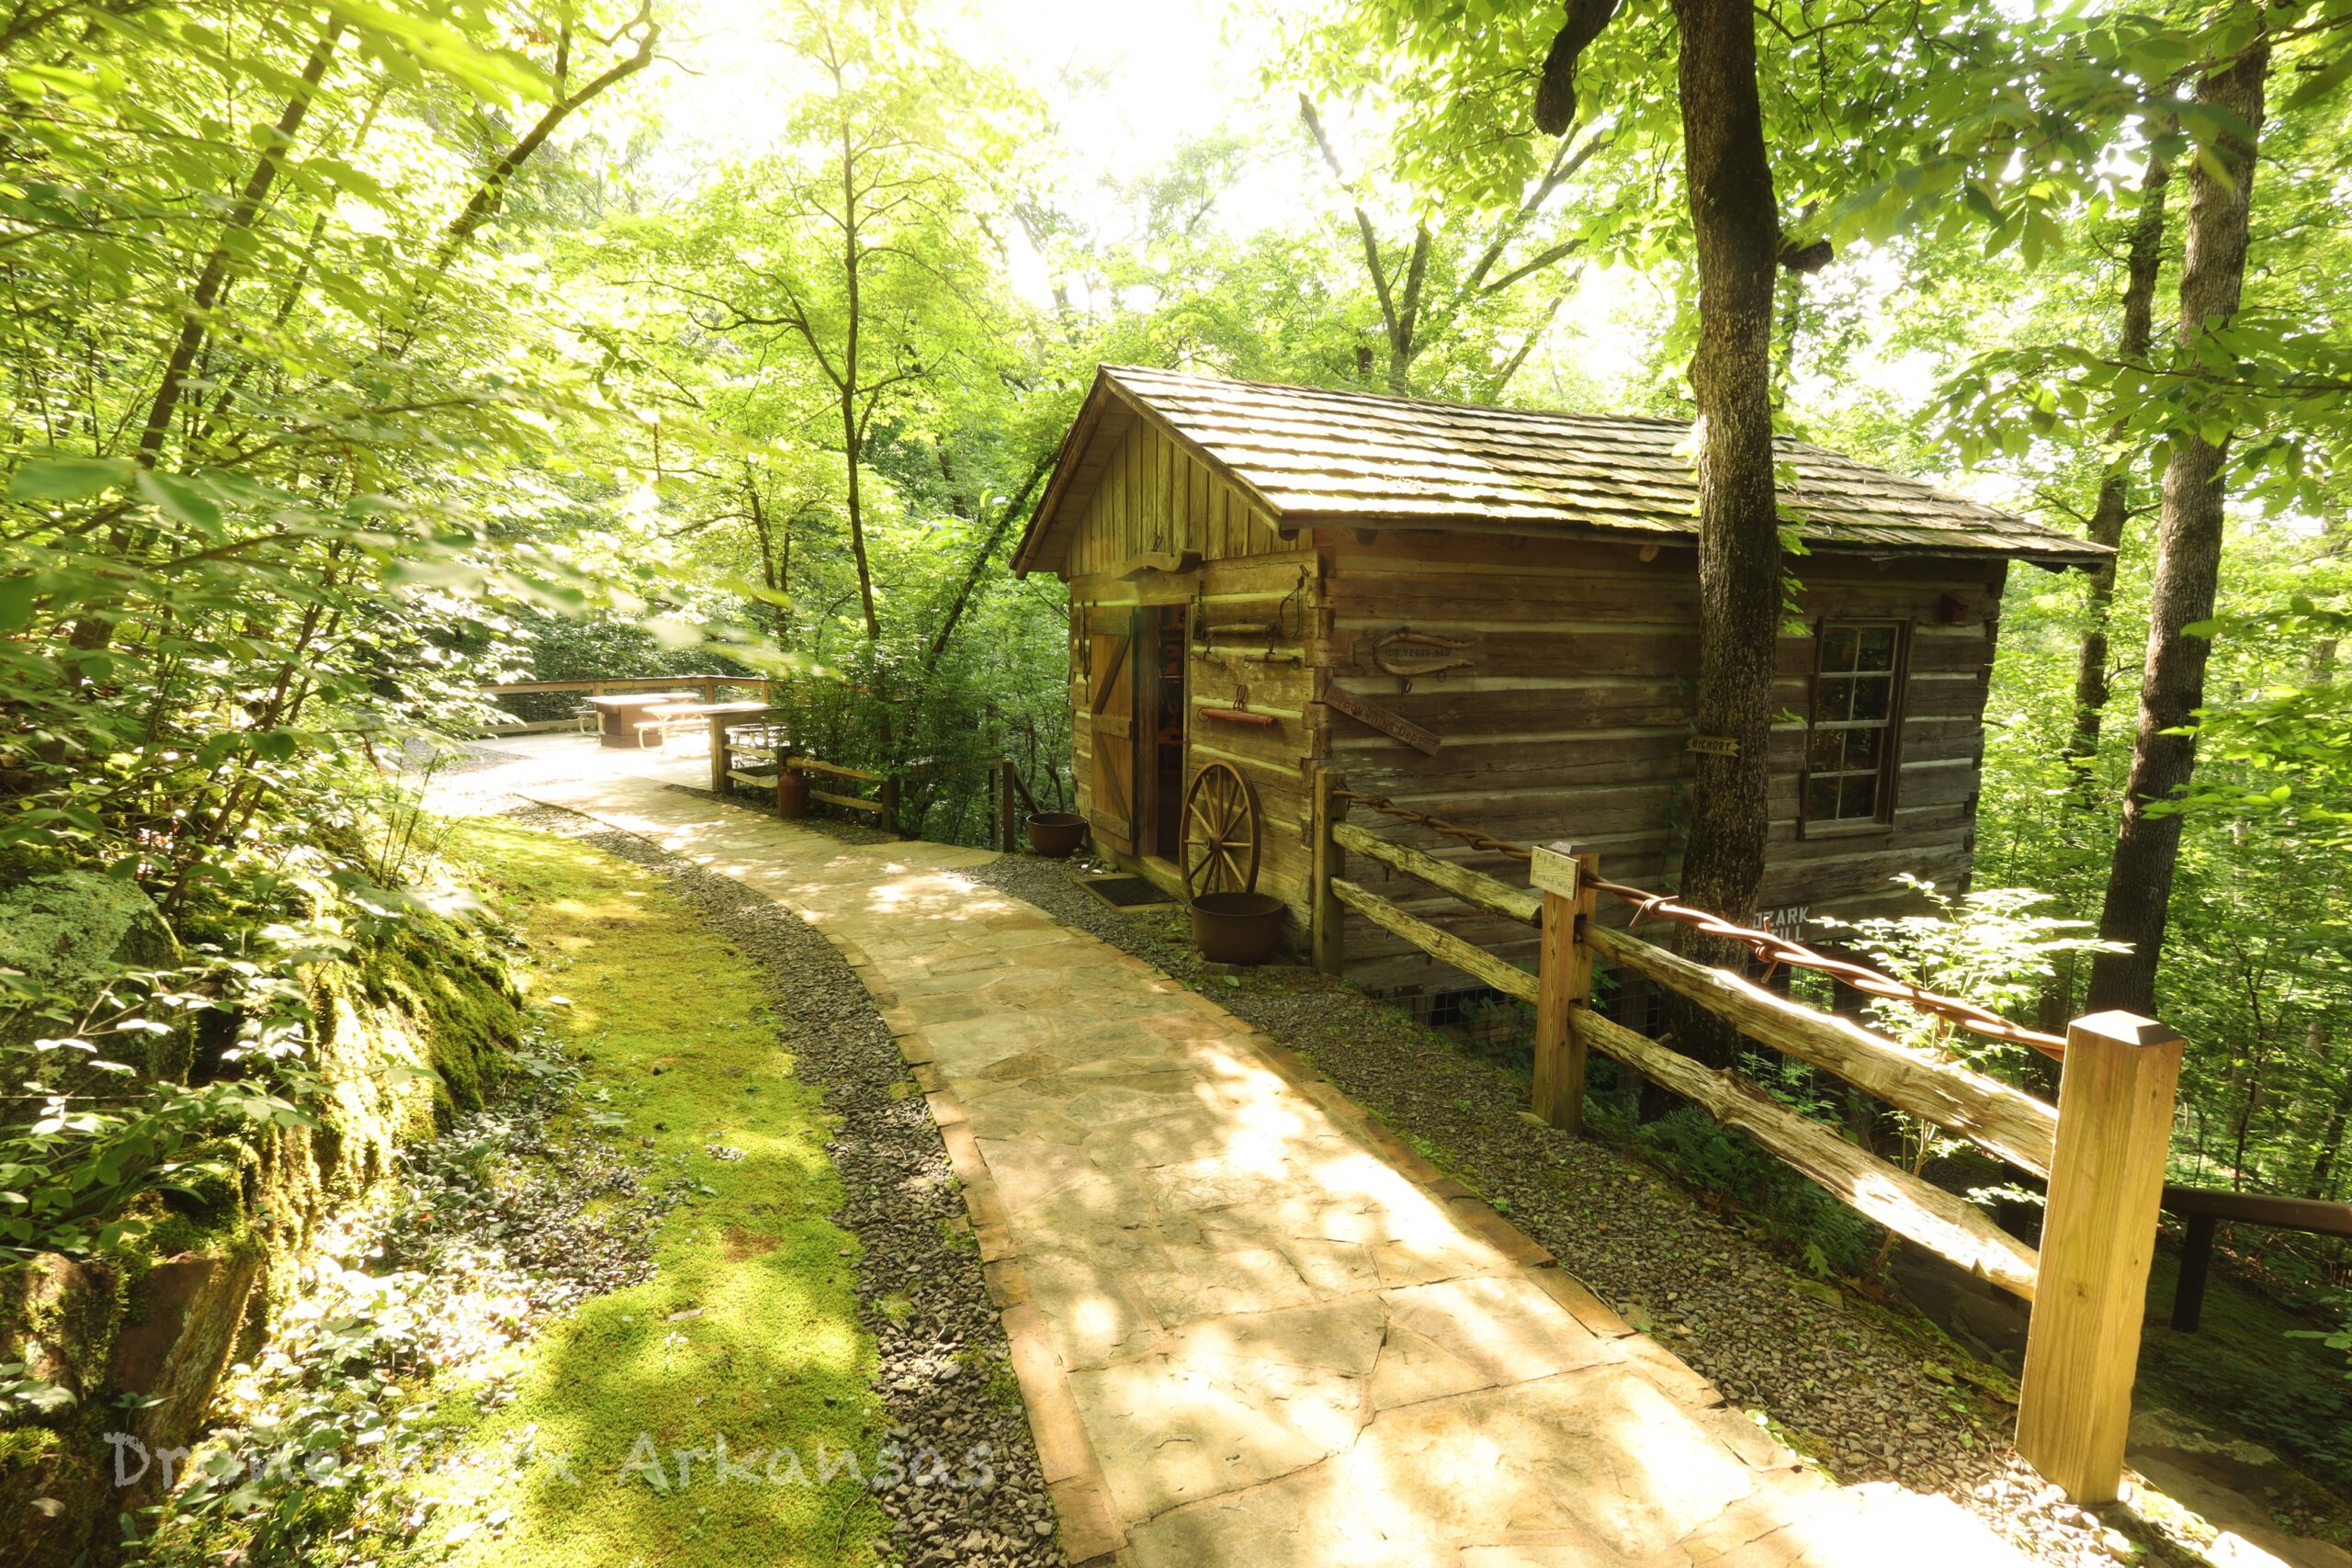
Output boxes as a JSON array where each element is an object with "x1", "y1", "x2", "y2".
[
  {"x1": 1317, "y1": 531, "x2": 2006, "y2": 998},
  {"x1": 1061, "y1": 414, "x2": 1325, "y2": 933}
]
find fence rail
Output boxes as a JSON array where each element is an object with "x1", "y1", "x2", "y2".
[
  {"x1": 479, "y1": 675, "x2": 783, "y2": 697},
  {"x1": 1312, "y1": 770, "x2": 2180, "y2": 1507},
  {"x1": 2164, "y1": 1184, "x2": 2352, "y2": 1332}
]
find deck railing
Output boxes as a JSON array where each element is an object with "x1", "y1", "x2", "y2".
[{"x1": 1309, "y1": 768, "x2": 2180, "y2": 1507}]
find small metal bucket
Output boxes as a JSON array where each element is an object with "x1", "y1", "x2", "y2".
[{"x1": 1190, "y1": 891, "x2": 1285, "y2": 965}]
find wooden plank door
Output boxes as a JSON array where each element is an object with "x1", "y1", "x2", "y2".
[{"x1": 1087, "y1": 607, "x2": 1138, "y2": 852}]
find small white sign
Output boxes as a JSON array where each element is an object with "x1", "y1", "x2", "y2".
[{"x1": 1530, "y1": 842, "x2": 1581, "y2": 899}]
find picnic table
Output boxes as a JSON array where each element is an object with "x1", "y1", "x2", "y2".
[
  {"x1": 652, "y1": 700, "x2": 787, "y2": 794},
  {"x1": 583, "y1": 692, "x2": 682, "y2": 749}
]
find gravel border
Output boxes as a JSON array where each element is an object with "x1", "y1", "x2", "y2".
[
  {"x1": 507, "y1": 805, "x2": 1066, "y2": 1568},
  {"x1": 957, "y1": 850, "x2": 2128, "y2": 1568}
]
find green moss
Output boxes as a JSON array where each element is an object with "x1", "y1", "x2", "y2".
[
  {"x1": 0, "y1": 1427, "x2": 61, "y2": 1472},
  {"x1": 402, "y1": 819, "x2": 888, "y2": 1568},
  {"x1": 356, "y1": 910, "x2": 522, "y2": 1115},
  {"x1": 0, "y1": 871, "x2": 189, "y2": 1080}
]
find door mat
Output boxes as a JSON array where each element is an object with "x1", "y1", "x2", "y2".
[{"x1": 1082, "y1": 874, "x2": 1177, "y2": 910}]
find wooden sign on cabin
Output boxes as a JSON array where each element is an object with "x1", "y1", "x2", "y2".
[
  {"x1": 1325, "y1": 682, "x2": 1442, "y2": 756},
  {"x1": 1008, "y1": 362, "x2": 2106, "y2": 994}
]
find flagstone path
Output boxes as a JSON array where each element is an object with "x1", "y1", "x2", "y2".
[{"x1": 516, "y1": 771, "x2": 2030, "y2": 1568}]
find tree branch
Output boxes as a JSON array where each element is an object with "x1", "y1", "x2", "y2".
[{"x1": 1298, "y1": 93, "x2": 1400, "y2": 339}]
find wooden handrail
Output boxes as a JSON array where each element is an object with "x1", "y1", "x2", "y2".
[
  {"x1": 2162, "y1": 1184, "x2": 2352, "y2": 1334},
  {"x1": 1328, "y1": 871, "x2": 2043, "y2": 1301},
  {"x1": 1330, "y1": 878, "x2": 1535, "y2": 1004},
  {"x1": 1574, "y1": 1008, "x2": 2040, "y2": 1300},
  {"x1": 808, "y1": 788, "x2": 886, "y2": 816},
  {"x1": 1587, "y1": 923, "x2": 2060, "y2": 1180},
  {"x1": 1326, "y1": 815, "x2": 2059, "y2": 1177},
  {"x1": 1323, "y1": 801, "x2": 2059, "y2": 1180},
  {"x1": 2162, "y1": 1185, "x2": 2352, "y2": 1234},
  {"x1": 788, "y1": 757, "x2": 885, "y2": 784},
  {"x1": 1332, "y1": 822, "x2": 1542, "y2": 926}
]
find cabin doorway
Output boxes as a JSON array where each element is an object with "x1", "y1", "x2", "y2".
[{"x1": 1142, "y1": 604, "x2": 1189, "y2": 863}]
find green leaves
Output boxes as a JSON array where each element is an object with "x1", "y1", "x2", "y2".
[
  {"x1": 7, "y1": 456, "x2": 129, "y2": 502},
  {"x1": 135, "y1": 469, "x2": 223, "y2": 533}
]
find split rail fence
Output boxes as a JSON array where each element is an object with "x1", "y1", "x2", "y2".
[{"x1": 1309, "y1": 769, "x2": 2179, "y2": 1507}]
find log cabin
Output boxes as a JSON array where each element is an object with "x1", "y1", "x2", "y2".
[{"x1": 1011, "y1": 365, "x2": 2106, "y2": 1007}]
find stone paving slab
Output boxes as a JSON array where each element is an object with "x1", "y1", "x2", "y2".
[{"x1": 514, "y1": 774, "x2": 2030, "y2": 1568}]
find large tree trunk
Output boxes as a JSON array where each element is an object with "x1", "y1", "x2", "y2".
[
  {"x1": 2086, "y1": 39, "x2": 2270, "y2": 1017},
  {"x1": 2065, "y1": 158, "x2": 2173, "y2": 782},
  {"x1": 1662, "y1": 0, "x2": 1786, "y2": 1067}
]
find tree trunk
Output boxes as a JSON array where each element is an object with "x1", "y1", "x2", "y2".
[
  {"x1": 922, "y1": 453, "x2": 1053, "y2": 671},
  {"x1": 2306, "y1": 1044, "x2": 2350, "y2": 1200},
  {"x1": 2065, "y1": 157, "x2": 2173, "y2": 784},
  {"x1": 66, "y1": 21, "x2": 342, "y2": 663},
  {"x1": 839, "y1": 122, "x2": 882, "y2": 649},
  {"x1": 1661, "y1": 0, "x2": 1785, "y2": 1068},
  {"x1": 743, "y1": 462, "x2": 791, "y2": 649},
  {"x1": 2087, "y1": 38, "x2": 2270, "y2": 1017}
]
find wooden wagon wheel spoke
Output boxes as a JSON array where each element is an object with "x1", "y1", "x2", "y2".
[{"x1": 1179, "y1": 761, "x2": 1262, "y2": 902}]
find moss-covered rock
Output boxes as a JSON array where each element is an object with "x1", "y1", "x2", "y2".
[
  {"x1": 0, "y1": 900, "x2": 523, "y2": 1567},
  {"x1": 0, "y1": 872, "x2": 189, "y2": 1080},
  {"x1": 356, "y1": 910, "x2": 520, "y2": 1116}
]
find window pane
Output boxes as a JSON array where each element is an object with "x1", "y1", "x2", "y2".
[
  {"x1": 1845, "y1": 726, "x2": 1883, "y2": 770},
  {"x1": 1850, "y1": 675, "x2": 1891, "y2": 722},
  {"x1": 1857, "y1": 626, "x2": 1897, "y2": 671},
  {"x1": 1806, "y1": 776, "x2": 1841, "y2": 820},
  {"x1": 1840, "y1": 775, "x2": 1879, "y2": 819},
  {"x1": 1816, "y1": 677, "x2": 1853, "y2": 723},
  {"x1": 1809, "y1": 729, "x2": 1845, "y2": 773},
  {"x1": 1822, "y1": 626, "x2": 1858, "y2": 672}
]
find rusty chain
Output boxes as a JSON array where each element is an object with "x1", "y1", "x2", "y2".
[{"x1": 1331, "y1": 786, "x2": 2068, "y2": 1060}]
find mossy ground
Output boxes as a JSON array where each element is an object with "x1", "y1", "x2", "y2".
[{"x1": 412, "y1": 819, "x2": 888, "y2": 1567}]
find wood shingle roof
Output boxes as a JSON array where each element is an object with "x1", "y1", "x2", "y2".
[{"x1": 1013, "y1": 365, "x2": 2109, "y2": 575}]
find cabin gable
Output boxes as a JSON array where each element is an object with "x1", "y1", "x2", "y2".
[{"x1": 1038, "y1": 394, "x2": 1290, "y2": 580}]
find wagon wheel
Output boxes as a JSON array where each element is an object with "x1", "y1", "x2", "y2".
[{"x1": 1181, "y1": 761, "x2": 1261, "y2": 900}]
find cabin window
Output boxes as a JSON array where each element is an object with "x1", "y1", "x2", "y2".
[{"x1": 1804, "y1": 621, "x2": 1905, "y2": 827}]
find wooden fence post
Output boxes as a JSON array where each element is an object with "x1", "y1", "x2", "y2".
[
  {"x1": 2169, "y1": 1211, "x2": 2217, "y2": 1332},
  {"x1": 1531, "y1": 842, "x2": 1596, "y2": 1132},
  {"x1": 2015, "y1": 1010, "x2": 2184, "y2": 1505},
  {"x1": 707, "y1": 712, "x2": 729, "y2": 797},
  {"x1": 879, "y1": 775, "x2": 902, "y2": 839},
  {"x1": 1310, "y1": 770, "x2": 1345, "y2": 975},
  {"x1": 1000, "y1": 758, "x2": 1019, "y2": 853}
]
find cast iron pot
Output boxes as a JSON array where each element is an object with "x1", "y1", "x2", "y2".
[
  {"x1": 1025, "y1": 812, "x2": 1086, "y2": 857},
  {"x1": 1190, "y1": 891, "x2": 1285, "y2": 966}
]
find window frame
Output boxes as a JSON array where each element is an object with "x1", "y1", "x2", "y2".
[{"x1": 1797, "y1": 616, "x2": 1911, "y2": 838}]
